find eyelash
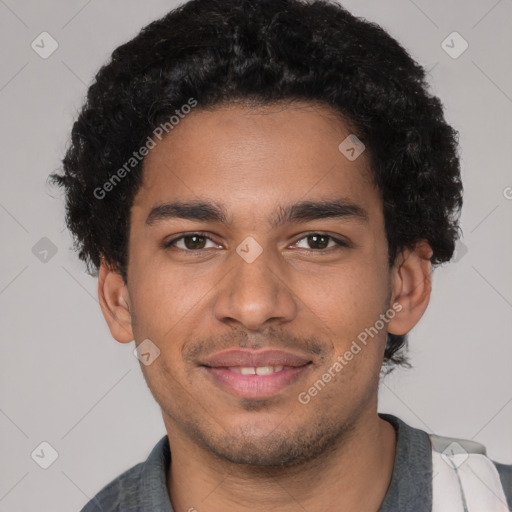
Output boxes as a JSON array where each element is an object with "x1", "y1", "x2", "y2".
[{"x1": 163, "y1": 232, "x2": 350, "y2": 252}]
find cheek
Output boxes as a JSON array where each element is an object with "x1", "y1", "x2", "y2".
[
  {"x1": 128, "y1": 258, "x2": 192, "y2": 341},
  {"x1": 307, "y1": 258, "x2": 390, "y2": 339}
]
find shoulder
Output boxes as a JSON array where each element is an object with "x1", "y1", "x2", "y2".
[
  {"x1": 494, "y1": 462, "x2": 512, "y2": 511},
  {"x1": 79, "y1": 435, "x2": 171, "y2": 512},
  {"x1": 378, "y1": 413, "x2": 512, "y2": 511},
  {"x1": 79, "y1": 461, "x2": 146, "y2": 512},
  {"x1": 429, "y1": 432, "x2": 512, "y2": 511}
]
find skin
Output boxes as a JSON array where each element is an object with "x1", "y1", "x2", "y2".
[{"x1": 98, "y1": 101, "x2": 433, "y2": 512}]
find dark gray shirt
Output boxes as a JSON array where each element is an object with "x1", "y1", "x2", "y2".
[{"x1": 80, "y1": 413, "x2": 512, "y2": 511}]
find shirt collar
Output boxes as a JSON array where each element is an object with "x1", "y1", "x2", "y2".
[
  {"x1": 140, "y1": 413, "x2": 432, "y2": 512},
  {"x1": 377, "y1": 413, "x2": 433, "y2": 512}
]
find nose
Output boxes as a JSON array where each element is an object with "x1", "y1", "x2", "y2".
[{"x1": 213, "y1": 242, "x2": 298, "y2": 331}]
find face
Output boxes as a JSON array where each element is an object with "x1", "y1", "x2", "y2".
[{"x1": 121, "y1": 102, "x2": 396, "y2": 466}]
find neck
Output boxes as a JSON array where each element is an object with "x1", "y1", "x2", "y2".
[{"x1": 166, "y1": 409, "x2": 397, "y2": 512}]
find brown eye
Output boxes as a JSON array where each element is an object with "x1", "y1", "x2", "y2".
[
  {"x1": 293, "y1": 233, "x2": 349, "y2": 250},
  {"x1": 182, "y1": 235, "x2": 207, "y2": 250},
  {"x1": 306, "y1": 234, "x2": 330, "y2": 249},
  {"x1": 164, "y1": 233, "x2": 217, "y2": 251}
]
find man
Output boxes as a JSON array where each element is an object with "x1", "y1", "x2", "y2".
[{"x1": 50, "y1": 0, "x2": 511, "y2": 510}]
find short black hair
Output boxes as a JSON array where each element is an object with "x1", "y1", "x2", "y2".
[{"x1": 49, "y1": 0, "x2": 463, "y2": 372}]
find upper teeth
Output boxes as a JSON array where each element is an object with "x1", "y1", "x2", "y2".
[{"x1": 229, "y1": 366, "x2": 284, "y2": 375}]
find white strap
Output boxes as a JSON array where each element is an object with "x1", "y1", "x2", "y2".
[{"x1": 431, "y1": 437, "x2": 509, "y2": 512}]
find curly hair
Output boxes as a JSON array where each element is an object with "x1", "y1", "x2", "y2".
[{"x1": 49, "y1": 0, "x2": 463, "y2": 372}]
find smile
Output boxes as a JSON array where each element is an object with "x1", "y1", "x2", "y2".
[
  {"x1": 228, "y1": 365, "x2": 288, "y2": 375},
  {"x1": 200, "y1": 349, "x2": 313, "y2": 399}
]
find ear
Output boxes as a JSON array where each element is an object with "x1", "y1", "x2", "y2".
[
  {"x1": 387, "y1": 240, "x2": 433, "y2": 336},
  {"x1": 98, "y1": 257, "x2": 134, "y2": 344}
]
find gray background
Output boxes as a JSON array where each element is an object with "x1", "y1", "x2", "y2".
[{"x1": 0, "y1": 0, "x2": 511, "y2": 510}]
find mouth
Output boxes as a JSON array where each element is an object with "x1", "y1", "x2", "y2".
[{"x1": 200, "y1": 349, "x2": 313, "y2": 399}]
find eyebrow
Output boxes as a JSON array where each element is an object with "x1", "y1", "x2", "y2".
[{"x1": 145, "y1": 198, "x2": 368, "y2": 227}]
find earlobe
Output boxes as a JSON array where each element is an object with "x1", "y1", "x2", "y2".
[
  {"x1": 387, "y1": 240, "x2": 433, "y2": 336},
  {"x1": 98, "y1": 258, "x2": 134, "y2": 344}
]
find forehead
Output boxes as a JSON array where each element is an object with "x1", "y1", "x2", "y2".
[{"x1": 132, "y1": 102, "x2": 379, "y2": 221}]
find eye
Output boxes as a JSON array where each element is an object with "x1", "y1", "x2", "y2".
[
  {"x1": 163, "y1": 233, "x2": 219, "y2": 251},
  {"x1": 163, "y1": 232, "x2": 350, "y2": 253},
  {"x1": 292, "y1": 233, "x2": 349, "y2": 251}
]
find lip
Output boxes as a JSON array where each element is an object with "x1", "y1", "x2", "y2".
[
  {"x1": 201, "y1": 348, "x2": 312, "y2": 368},
  {"x1": 200, "y1": 349, "x2": 313, "y2": 399}
]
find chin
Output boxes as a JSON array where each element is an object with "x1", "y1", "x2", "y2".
[{"x1": 199, "y1": 418, "x2": 347, "y2": 468}]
